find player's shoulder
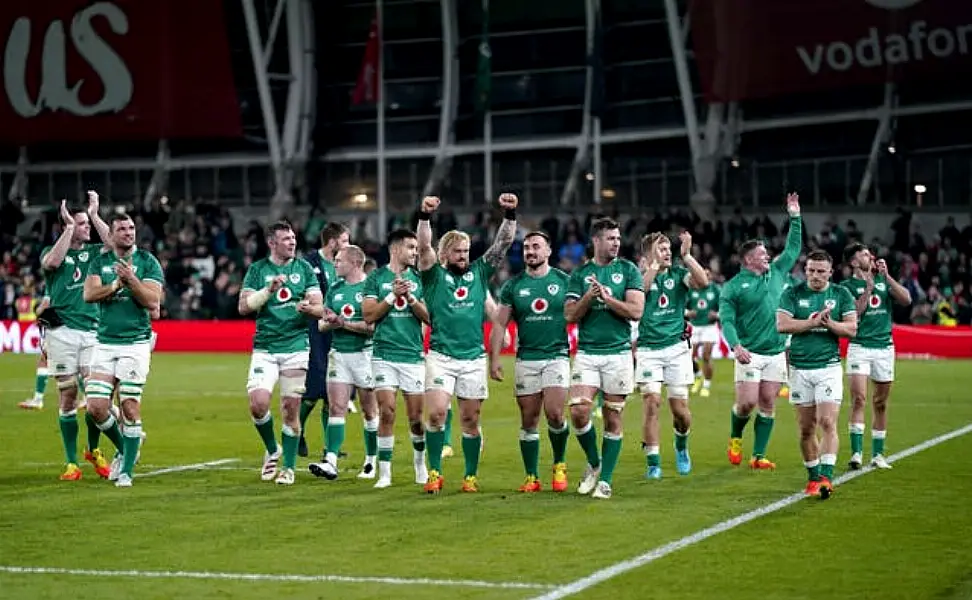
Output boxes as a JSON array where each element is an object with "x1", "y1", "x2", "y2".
[
  {"x1": 616, "y1": 257, "x2": 639, "y2": 271},
  {"x1": 548, "y1": 267, "x2": 571, "y2": 284}
]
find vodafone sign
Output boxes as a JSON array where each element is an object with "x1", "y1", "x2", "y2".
[
  {"x1": 691, "y1": 0, "x2": 972, "y2": 102},
  {"x1": 0, "y1": 0, "x2": 242, "y2": 144}
]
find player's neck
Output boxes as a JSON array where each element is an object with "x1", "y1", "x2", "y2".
[
  {"x1": 811, "y1": 282, "x2": 830, "y2": 292},
  {"x1": 592, "y1": 255, "x2": 614, "y2": 267},
  {"x1": 113, "y1": 246, "x2": 134, "y2": 259},
  {"x1": 269, "y1": 254, "x2": 292, "y2": 266},
  {"x1": 344, "y1": 270, "x2": 366, "y2": 284},
  {"x1": 526, "y1": 263, "x2": 550, "y2": 277},
  {"x1": 69, "y1": 240, "x2": 84, "y2": 251},
  {"x1": 319, "y1": 248, "x2": 334, "y2": 262}
]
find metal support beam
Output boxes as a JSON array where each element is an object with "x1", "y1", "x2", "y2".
[
  {"x1": 376, "y1": 0, "x2": 388, "y2": 240},
  {"x1": 663, "y1": 0, "x2": 702, "y2": 168},
  {"x1": 241, "y1": 0, "x2": 285, "y2": 194},
  {"x1": 560, "y1": 0, "x2": 598, "y2": 206},
  {"x1": 296, "y1": 0, "x2": 316, "y2": 162},
  {"x1": 7, "y1": 146, "x2": 28, "y2": 201},
  {"x1": 262, "y1": 0, "x2": 287, "y2": 66},
  {"x1": 422, "y1": 0, "x2": 460, "y2": 197},
  {"x1": 857, "y1": 83, "x2": 895, "y2": 206},
  {"x1": 143, "y1": 139, "x2": 170, "y2": 211}
]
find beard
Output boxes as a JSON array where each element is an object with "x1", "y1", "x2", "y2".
[{"x1": 446, "y1": 262, "x2": 467, "y2": 276}]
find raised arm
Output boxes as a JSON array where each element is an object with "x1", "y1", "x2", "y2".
[
  {"x1": 482, "y1": 193, "x2": 519, "y2": 268},
  {"x1": 41, "y1": 201, "x2": 76, "y2": 271},
  {"x1": 417, "y1": 196, "x2": 439, "y2": 272},
  {"x1": 876, "y1": 259, "x2": 912, "y2": 306},
  {"x1": 679, "y1": 231, "x2": 708, "y2": 289},
  {"x1": 86, "y1": 191, "x2": 112, "y2": 248},
  {"x1": 772, "y1": 192, "x2": 803, "y2": 275}
]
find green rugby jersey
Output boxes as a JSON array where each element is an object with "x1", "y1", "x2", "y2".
[
  {"x1": 41, "y1": 243, "x2": 102, "y2": 331},
  {"x1": 687, "y1": 283, "x2": 720, "y2": 327},
  {"x1": 566, "y1": 258, "x2": 644, "y2": 355},
  {"x1": 638, "y1": 265, "x2": 691, "y2": 350},
  {"x1": 326, "y1": 278, "x2": 371, "y2": 353},
  {"x1": 242, "y1": 257, "x2": 320, "y2": 354},
  {"x1": 87, "y1": 248, "x2": 163, "y2": 345},
  {"x1": 718, "y1": 216, "x2": 803, "y2": 355},
  {"x1": 421, "y1": 257, "x2": 495, "y2": 360},
  {"x1": 778, "y1": 281, "x2": 856, "y2": 370},
  {"x1": 842, "y1": 275, "x2": 893, "y2": 349},
  {"x1": 498, "y1": 267, "x2": 570, "y2": 360},
  {"x1": 363, "y1": 265, "x2": 425, "y2": 363}
]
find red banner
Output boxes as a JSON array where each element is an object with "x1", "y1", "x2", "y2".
[
  {"x1": 0, "y1": 0, "x2": 242, "y2": 144},
  {"x1": 690, "y1": 0, "x2": 972, "y2": 102},
  {"x1": 351, "y1": 15, "x2": 380, "y2": 106},
  {"x1": 2, "y1": 320, "x2": 970, "y2": 359}
]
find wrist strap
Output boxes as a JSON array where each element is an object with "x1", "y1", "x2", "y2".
[
  {"x1": 418, "y1": 211, "x2": 432, "y2": 221},
  {"x1": 504, "y1": 208, "x2": 516, "y2": 221},
  {"x1": 384, "y1": 292, "x2": 397, "y2": 305}
]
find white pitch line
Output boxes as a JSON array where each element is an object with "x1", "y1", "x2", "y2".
[
  {"x1": 530, "y1": 422, "x2": 972, "y2": 600},
  {"x1": 0, "y1": 566, "x2": 554, "y2": 590},
  {"x1": 135, "y1": 458, "x2": 240, "y2": 478}
]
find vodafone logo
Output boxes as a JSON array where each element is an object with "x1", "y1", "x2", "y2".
[
  {"x1": 72, "y1": 266, "x2": 82, "y2": 282},
  {"x1": 454, "y1": 286, "x2": 468, "y2": 301},
  {"x1": 531, "y1": 297, "x2": 549, "y2": 314},
  {"x1": 341, "y1": 304, "x2": 355, "y2": 318},
  {"x1": 864, "y1": 0, "x2": 923, "y2": 9},
  {"x1": 658, "y1": 293, "x2": 669, "y2": 308},
  {"x1": 869, "y1": 294, "x2": 882, "y2": 308},
  {"x1": 393, "y1": 296, "x2": 408, "y2": 310},
  {"x1": 697, "y1": 299, "x2": 708, "y2": 310},
  {"x1": 276, "y1": 287, "x2": 292, "y2": 303}
]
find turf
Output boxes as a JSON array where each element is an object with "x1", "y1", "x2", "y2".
[{"x1": 1, "y1": 354, "x2": 970, "y2": 599}]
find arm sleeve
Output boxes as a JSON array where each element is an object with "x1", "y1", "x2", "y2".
[
  {"x1": 143, "y1": 255, "x2": 165, "y2": 286},
  {"x1": 840, "y1": 287, "x2": 857, "y2": 317},
  {"x1": 566, "y1": 269, "x2": 584, "y2": 300},
  {"x1": 626, "y1": 260, "x2": 645, "y2": 291},
  {"x1": 772, "y1": 216, "x2": 803, "y2": 275},
  {"x1": 242, "y1": 264, "x2": 262, "y2": 291},
  {"x1": 302, "y1": 260, "x2": 321, "y2": 293},
  {"x1": 718, "y1": 285, "x2": 741, "y2": 348},
  {"x1": 778, "y1": 287, "x2": 796, "y2": 316},
  {"x1": 362, "y1": 270, "x2": 378, "y2": 298}
]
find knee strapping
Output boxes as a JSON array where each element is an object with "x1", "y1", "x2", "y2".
[
  {"x1": 118, "y1": 381, "x2": 144, "y2": 402},
  {"x1": 568, "y1": 397, "x2": 591, "y2": 407},
  {"x1": 84, "y1": 379, "x2": 113, "y2": 401},
  {"x1": 280, "y1": 375, "x2": 306, "y2": 398},
  {"x1": 603, "y1": 400, "x2": 625, "y2": 413},
  {"x1": 668, "y1": 385, "x2": 689, "y2": 399},
  {"x1": 56, "y1": 378, "x2": 78, "y2": 391},
  {"x1": 640, "y1": 382, "x2": 662, "y2": 395}
]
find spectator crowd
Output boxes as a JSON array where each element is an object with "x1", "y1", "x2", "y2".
[{"x1": 2, "y1": 196, "x2": 971, "y2": 327}]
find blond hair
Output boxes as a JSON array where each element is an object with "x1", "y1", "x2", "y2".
[
  {"x1": 339, "y1": 244, "x2": 366, "y2": 267},
  {"x1": 640, "y1": 232, "x2": 669, "y2": 256},
  {"x1": 437, "y1": 230, "x2": 470, "y2": 263}
]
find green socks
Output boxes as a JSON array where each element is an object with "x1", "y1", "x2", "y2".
[
  {"x1": 325, "y1": 417, "x2": 346, "y2": 455},
  {"x1": 84, "y1": 411, "x2": 102, "y2": 452},
  {"x1": 425, "y1": 427, "x2": 445, "y2": 472},
  {"x1": 281, "y1": 425, "x2": 299, "y2": 469},
  {"x1": 253, "y1": 412, "x2": 279, "y2": 454},
  {"x1": 121, "y1": 421, "x2": 142, "y2": 477},
  {"x1": 872, "y1": 430, "x2": 887, "y2": 456},
  {"x1": 806, "y1": 461, "x2": 821, "y2": 482},
  {"x1": 674, "y1": 430, "x2": 689, "y2": 451},
  {"x1": 519, "y1": 429, "x2": 540, "y2": 477},
  {"x1": 461, "y1": 432, "x2": 482, "y2": 477},
  {"x1": 753, "y1": 412, "x2": 775, "y2": 458},
  {"x1": 34, "y1": 367, "x2": 49, "y2": 399},
  {"x1": 363, "y1": 418, "x2": 378, "y2": 458},
  {"x1": 549, "y1": 423, "x2": 569, "y2": 464},
  {"x1": 575, "y1": 422, "x2": 601, "y2": 468},
  {"x1": 58, "y1": 411, "x2": 79, "y2": 464},
  {"x1": 600, "y1": 433, "x2": 622, "y2": 484},
  {"x1": 443, "y1": 405, "x2": 453, "y2": 449},
  {"x1": 730, "y1": 406, "x2": 751, "y2": 438},
  {"x1": 849, "y1": 422, "x2": 864, "y2": 454}
]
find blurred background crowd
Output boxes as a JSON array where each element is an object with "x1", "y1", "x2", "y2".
[{"x1": 2, "y1": 196, "x2": 970, "y2": 326}]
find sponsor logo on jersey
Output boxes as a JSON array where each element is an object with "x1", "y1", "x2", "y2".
[
  {"x1": 869, "y1": 294, "x2": 882, "y2": 308},
  {"x1": 706, "y1": 292, "x2": 714, "y2": 300},
  {"x1": 289, "y1": 273, "x2": 301, "y2": 284},
  {"x1": 341, "y1": 303, "x2": 355, "y2": 318},
  {"x1": 875, "y1": 282, "x2": 886, "y2": 291},
  {"x1": 72, "y1": 266, "x2": 82, "y2": 282},
  {"x1": 454, "y1": 286, "x2": 468, "y2": 301},
  {"x1": 393, "y1": 295, "x2": 408, "y2": 310},
  {"x1": 547, "y1": 284, "x2": 559, "y2": 295},
  {"x1": 531, "y1": 297, "x2": 549, "y2": 314},
  {"x1": 697, "y1": 298, "x2": 708, "y2": 309},
  {"x1": 277, "y1": 287, "x2": 292, "y2": 302},
  {"x1": 658, "y1": 293, "x2": 669, "y2": 308}
]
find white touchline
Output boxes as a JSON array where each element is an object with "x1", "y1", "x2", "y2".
[
  {"x1": 0, "y1": 566, "x2": 554, "y2": 591},
  {"x1": 530, "y1": 422, "x2": 972, "y2": 600},
  {"x1": 135, "y1": 458, "x2": 241, "y2": 478}
]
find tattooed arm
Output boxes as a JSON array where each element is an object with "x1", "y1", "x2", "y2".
[{"x1": 482, "y1": 193, "x2": 519, "y2": 268}]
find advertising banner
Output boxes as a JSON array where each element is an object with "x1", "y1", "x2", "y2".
[
  {"x1": 0, "y1": 0, "x2": 242, "y2": 144},
  {"x1": 690, "y1": 0, "x2": 972, "y2": 102}
]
